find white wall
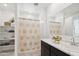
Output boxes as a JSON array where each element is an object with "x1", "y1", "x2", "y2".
[
  {"x1": 47, "y1": 3, "x2": 72, "y2": 17},
  {"x1": 0, "y1": 11, "x2": 14, "y2": 26},
  {"x1": 39, "y1": 8, "x2": 47, "y2": 39},
  {"x1": 18, "y1": 4, "x2": 39, "y2": 20}
]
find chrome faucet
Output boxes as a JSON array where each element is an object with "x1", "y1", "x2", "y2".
[{"x1": 71, "y1": 37, "x2": 79, "y2": 46}]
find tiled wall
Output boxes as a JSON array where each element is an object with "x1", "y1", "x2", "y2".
[{"x1": 18, "y1": 19, "x2": 41, "y2": 56}]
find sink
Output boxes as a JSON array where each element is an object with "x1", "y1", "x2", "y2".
[{"x1": 62, "y1": 41, "x2": 79, "y2": 53}]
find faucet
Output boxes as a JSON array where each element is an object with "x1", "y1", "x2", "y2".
[
  {"x1": 71, "y1": 37, "x2": 79, "y2": 46},
  {"x1": 71, "y1": 37, "x2": 75, "y2": 45}
]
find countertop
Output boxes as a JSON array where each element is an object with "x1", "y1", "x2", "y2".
[{"x1": 41, "y1": 38, "x2": 79, "y2": 56}]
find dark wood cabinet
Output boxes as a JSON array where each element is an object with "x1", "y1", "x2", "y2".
[
  {"x1": 51, "y1": 46, "x2": 70, "y2": 56},
  {"x1": 41, "y1": 41, "x2": 70, "y2": 56},
  {"x1": 41, "y1": 41, "x2": 51, "y2": 56}
]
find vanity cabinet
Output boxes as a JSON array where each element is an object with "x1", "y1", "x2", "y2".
[
  {"x1": 41, "y1": 41, "x2": 51, "y2": 56},
  {"x1": 51, "y1": 46, "x2": 70, "y2": 56},
  {"x1": 41, "y1": 41, "x2": 70, "y2": 56}
]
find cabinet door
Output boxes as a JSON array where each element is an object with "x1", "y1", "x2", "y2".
[
  {"x1": 51, "y1": 46, "x2": 70, "y2": 56},
  {"x1": 41, "y1": 41, "x2": 51, "y2": 56}
]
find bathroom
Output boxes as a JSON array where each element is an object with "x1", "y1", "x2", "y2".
[{"x1": 0, "y1": 3, "x2": 79, "y2": 56}]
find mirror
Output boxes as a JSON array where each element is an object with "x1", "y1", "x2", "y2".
[
  {"x1": 73, "y1": 15, "x2": 79, "y2": 43},
  {"x1": 64, "y1": 16, "x2": 73, "y2": 36}
]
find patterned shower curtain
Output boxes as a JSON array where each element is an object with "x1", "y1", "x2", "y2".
[{"x1": 17, "y1": 18, "x2": 41, "y2": 56}]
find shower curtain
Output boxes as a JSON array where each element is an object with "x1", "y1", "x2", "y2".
[{"x1": 17, "y1": 18, "x2": 41, "y2": 56}]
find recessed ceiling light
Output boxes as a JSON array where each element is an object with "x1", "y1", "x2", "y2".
[{"x1": 3, "y1": 4, "x2": 8, "y2": 7}]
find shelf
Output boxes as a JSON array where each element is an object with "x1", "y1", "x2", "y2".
[
  {"x1": 0, "y1": 45, "x2": 14, "y2": 52},
  {"x1": 0, "y1": 45, "x2": 14, "y2": 47},
  {"x1": 8, "y1": 30, "x2": 14, "y2": 33},
  {"x1": 0, "y1": 52, "x2": 14, "y2": 56},
  {"x1": 0, "y1": 39, "x2": 14, "y2": 46},
  {"x1": 0, "y1": 38, "x2": 15, "y2": 40},
  {"x1": 0, "y1": 45, "x2": 15, "y2": 56},
  {"x1": 0, "y1": 49, "x2": 14, "y2": 53}
]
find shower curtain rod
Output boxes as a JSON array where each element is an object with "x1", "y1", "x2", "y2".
[{"x1": 19, "y1": 17, "x2": 40, "y2": 21}]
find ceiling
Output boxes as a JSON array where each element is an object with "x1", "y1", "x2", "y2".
[
  {"x1": 61, "y1": 3, "x2": 79, "y2": 17},
  {"x1": 33, "y1": 3, "x2": 51, "y2": 8},
  {"x1": 0, "y1": 3, "x2": 51, "y2": 13},
  {"x1": 19, "y1": 3, "x2": 50, "y2": 8},
  {"x1": 0, "y1": 3, "x2": 79, "y2": 17},
  {"x1": 0, "y1": 3, "x2": 16, "y2": 12}
]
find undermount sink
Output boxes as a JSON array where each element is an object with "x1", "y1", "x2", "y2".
[
  {"x1": 62, "y1": 41, "x2": 79, "y2": 53},
  {"x1": 68, "y1": 45, "x2": 79, "y2": 53}
]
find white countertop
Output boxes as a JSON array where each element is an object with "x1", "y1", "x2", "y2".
[{"x1": 41, "y1": 38, "x2": 79, "y2": 56}]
